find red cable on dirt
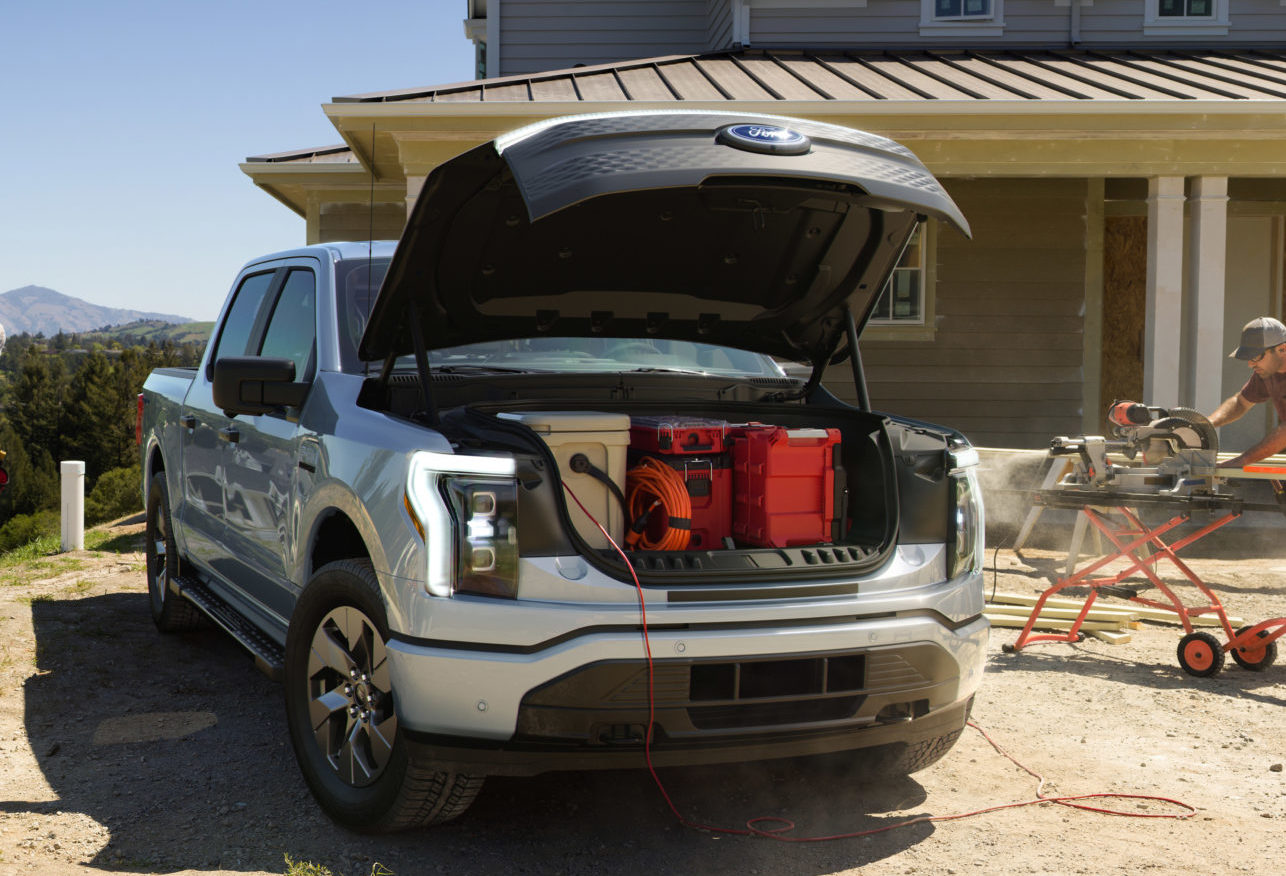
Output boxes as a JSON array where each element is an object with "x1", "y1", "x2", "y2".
[{"x1": 562, "y1": 481, "x2": 1197, "y2": 842}]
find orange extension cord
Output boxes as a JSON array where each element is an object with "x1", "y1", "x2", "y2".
[
  {"x1": 563, "y1": 480, "x2": 1196, "y2": 842},
  {"x1": 624, "y1": 456, "x2": 692, "y2": 551}
]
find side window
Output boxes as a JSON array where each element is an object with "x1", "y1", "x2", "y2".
[
  {"x1": 258, "y1": 269, "x2": 317, "y2": 382},
  {"x1": 212, "y1": 271, "x2": 276, "y2": 365}
]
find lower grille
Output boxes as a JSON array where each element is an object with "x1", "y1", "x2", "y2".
[{"x1": 688, "y1": 696, "x2": 864, "y2": 730}]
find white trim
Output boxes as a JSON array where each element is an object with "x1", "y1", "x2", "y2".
[
  {"x1": 1143, "y1": 0, "x2": 1229, "y2": 36},
  {"x1": 919, "y1": 0, "x2": 1005, "y2": 37},
  {"x1": 733, "y1": 0, "x2": 750, "y2": 46},
  {"x1": 1186, "y1": 176, "x2": 1228, "y2": 414},
  {"x1": 486, "y1": 0, "x2": 500, "y2": 79},
  {"x1": 1143, "y1": 176, "x2": 1185, "y2": 407},
  {"x1": 463, "y1": 17, "x2": 485, "y2": 42},
  {"x1": 324, "y1": 99, "x2": 1286, "y2": 119}
]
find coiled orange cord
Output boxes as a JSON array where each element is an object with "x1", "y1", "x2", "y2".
[{"x1": 625, "y1": 457, "x2": 692, "y2": 551}]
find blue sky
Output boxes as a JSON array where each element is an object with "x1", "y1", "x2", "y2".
[{"x1": 0, "y1": 1, "x2": 475, "y2": 322}]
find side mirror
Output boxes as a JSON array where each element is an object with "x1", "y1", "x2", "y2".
[{"x1": 212, "y1": 356, "x2": 307, "y2": 416}]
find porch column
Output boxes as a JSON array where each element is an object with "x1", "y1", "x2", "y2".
[
  {"x1": 1143, "y1": 176, "x2": 1185, "y2": 407},
  {"x1": 1186, "y1": 176, "x2": 1228, "y2": 415}
]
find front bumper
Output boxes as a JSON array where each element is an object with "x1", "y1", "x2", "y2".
[{"x1": 385, "y1": 589, "x2": 988, "y2": 774}]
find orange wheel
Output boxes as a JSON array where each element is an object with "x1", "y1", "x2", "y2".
[
  {"x1": 1177, "y1": 631, "x2": 1225, "y2": 678},
  {"x1": 1230, "y1": 626, "x2": 1278, "y2": 672}
]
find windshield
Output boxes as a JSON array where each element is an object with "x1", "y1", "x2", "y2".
[
  {"x1": 426, "y1": 337, "x2": 787, "y2": 377},
  {"x1": 336, "y1": 259, "x2": 786, "y2": 379}
]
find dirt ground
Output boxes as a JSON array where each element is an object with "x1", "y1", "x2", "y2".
[{"x1": 0, "y1": 514, "x2": 1282, "y2": 876}]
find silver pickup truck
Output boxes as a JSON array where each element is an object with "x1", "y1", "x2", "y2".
[{"x1": 139, "y1": 110, "x2": 987, "y2": 833}]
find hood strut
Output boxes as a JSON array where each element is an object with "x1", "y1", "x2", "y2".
[
  {"x1": 845, "y1": 306, "x2": 871, "y2": 412},
  {"x1": 408, "y1": 297, "x2": 440, "y2": 427}
]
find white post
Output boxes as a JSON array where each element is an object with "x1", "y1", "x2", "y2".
[
  {"x1": 1144, "y1": 176, "x2": 1185, "y2": 407},
  {"x1": 1187, "y1": 176, "x2": 1228, "y2": 415},
  {"x1": 60, "y1": 460, "x2": 85, "y2": 552}
]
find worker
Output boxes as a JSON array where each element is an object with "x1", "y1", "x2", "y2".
[{"x1": 1207, "y1": 316, "x2": 1286, "y2": 466}]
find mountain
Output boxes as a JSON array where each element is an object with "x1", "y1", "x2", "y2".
[{"x1": 0, "y1": 285, "x2": 194, "y2": 337}]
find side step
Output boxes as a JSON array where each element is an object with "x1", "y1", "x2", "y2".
[{"x1": 175, "y1": 575, "x2": 285, "y2": 681}]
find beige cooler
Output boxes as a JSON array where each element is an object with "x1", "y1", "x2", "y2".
[{"x1": 498, "y1": 411, "x2": 630, "y2": 549}]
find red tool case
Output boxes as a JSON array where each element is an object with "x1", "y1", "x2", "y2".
[
  {"x1": 628, "y1": 417, "x2": 733, "y2": 549},
  {"x1": 728, "y1": 424, "x2": 842, "y2": 548}
]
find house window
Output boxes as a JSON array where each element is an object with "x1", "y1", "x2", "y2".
[
  {"x1": 1144, "y1": 0, "x2": 1228, "y2": 34},
  {"x1": 934, "y1": 0, "x2": 992, "y2": 18},
  {"x1": 1158, "y1": 0, "x2": 1211, "y2": 14},
  {"x1": 870, "y1": 226, "x2": 925, "y2": 325},
  {"x1": 919, "y1": 0, "x2": 1004, "y2": 35}
]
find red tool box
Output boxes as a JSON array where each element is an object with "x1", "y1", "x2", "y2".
[
  {"x1": 729, "y1": 424, "x2": 842, "y2": 548},
  {"x1": 628, "y1": 418, "x2": 733, "y2": 550},
  {"x1": 629, "y1": 416, "x2": 728, "y2": 455}
]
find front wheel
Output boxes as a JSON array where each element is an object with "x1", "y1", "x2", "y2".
[
  {"x1": 1230, "y1": 626, "x2": 1278, "y2": 671},
  {"x1": 284, "y1": 559, "x2": 484, "y2": 832}
]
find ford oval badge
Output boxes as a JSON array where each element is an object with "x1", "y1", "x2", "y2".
[{"x1": 717, "y1": 123, "x2": 811, "y2": 156}]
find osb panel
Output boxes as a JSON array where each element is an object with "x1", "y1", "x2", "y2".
[{"x1": 1100, "y1": 215, "x2": 1146, "y2": 421}]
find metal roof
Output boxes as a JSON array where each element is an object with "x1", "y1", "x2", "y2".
[{"x1": 333, "y1": 47, "x2": 1286, "y2": 104}]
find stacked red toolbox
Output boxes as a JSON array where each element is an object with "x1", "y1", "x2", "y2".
[
  {"x1": 728, "y1": 424, "x2": 842, "y2": 548},
  {"x1": 628, "y1": 417, "x2": 733, "y2": 550}
]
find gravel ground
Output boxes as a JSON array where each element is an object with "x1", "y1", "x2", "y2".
[{"x1": 0, "y1": 516, "x2": 1282, "y2": 875}]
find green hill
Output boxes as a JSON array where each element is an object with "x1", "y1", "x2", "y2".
[{"x1": 84, "y1": 320, "x2": 214, "y2": 347}]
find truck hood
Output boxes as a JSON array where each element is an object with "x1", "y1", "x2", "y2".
[{"x1": 360, "y1": 110, "x2": 969, "y2": 366}]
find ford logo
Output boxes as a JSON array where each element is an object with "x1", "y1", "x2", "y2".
[{"x1": 717, "y1": 123, "x2": 812, "y2": 155}]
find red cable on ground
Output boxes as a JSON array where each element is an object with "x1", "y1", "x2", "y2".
[{"x1": 561, "y1": 481, "x2": 1196, "y2": 842}]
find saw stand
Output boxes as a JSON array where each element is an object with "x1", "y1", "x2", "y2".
[{"x1": 1003, "y1": 469, "x2": 1285, "y2": 677}]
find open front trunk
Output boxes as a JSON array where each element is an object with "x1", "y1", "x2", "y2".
[{"x1": 382, "y1": 372, "x2": 957, "y2": 588}]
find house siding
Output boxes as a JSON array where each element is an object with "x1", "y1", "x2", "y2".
[
  {"x1": 1077, "y1": 0, "x2": 1286, "y2": 44},
  {"x1": 745, "y1": 0, "x2": 1286, "y2": 47},
  {"x1": 858, "y1": 179, "x2": 1090, "y2": 449},
  {"x1": 499, "y1": 0, "x2": 708, "y2": 75}
]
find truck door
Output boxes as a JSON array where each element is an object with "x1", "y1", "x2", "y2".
[
  {"x1": 179, "y1": 268, "x2": 279, "y2": 581},
  {"x1": 220, "y1": 265, "x2": 317, "y2": 621}
]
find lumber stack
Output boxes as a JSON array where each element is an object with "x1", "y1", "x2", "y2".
[{"x1": 985, "y1": 592, "x2": 1244, "y2": 645}]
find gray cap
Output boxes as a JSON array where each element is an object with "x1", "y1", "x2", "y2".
[{"x1": 1229, "y1": 316, "x2": 1286, "y2": 360}]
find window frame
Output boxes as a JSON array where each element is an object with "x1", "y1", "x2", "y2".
[
  {"x1": 864, "y1": 221, "x2": 937, "y2": 342},
  {"x1": 1143, "y1": 0, "x2": 1228, "y2": 35},
  {"x1": 919, "y1": 0, "x2": 1005, "y2": 36},
  {"x1": 915, "y1": 0, "x2": 1003, "y2": 35}
]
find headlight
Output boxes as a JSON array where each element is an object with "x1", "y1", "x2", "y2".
[
  {"x1": 947, "y1": 449, "x2": 984, "y2": 580},
  {"x1": 405, "y1": 451, "x2": 518, "y2": 598},
  {"x1": 442, "y1": 477, "x2": 519, "y2": 599}
]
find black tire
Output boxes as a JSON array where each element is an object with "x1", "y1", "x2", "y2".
[
  {"x1": 1230, "y1": 626, "x2": 1278, "y2": 672},
  {"x1": 284, "y1": 559, "x2": 484, "y2": 832},
  {"x1": 145, "y1": 473, "x2": 201, "y2": 632},
  {"x1": 1177, "y1": 631, "x2": 1225, "y2": 677},
  {"x1": 859, "y1": 726, "x2": 966, "y2": 777}
]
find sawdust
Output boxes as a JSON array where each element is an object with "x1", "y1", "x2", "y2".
[{"x1": 0, "y1": 518, "x2": 1281, "y2": 876}]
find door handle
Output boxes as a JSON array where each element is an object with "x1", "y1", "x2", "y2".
[
  {"x1": 219, "y1": 426, "x2": 240, "y2": 444},
  {"x1": 180, "y1": 414, "x2": 196, "y2": 430}
]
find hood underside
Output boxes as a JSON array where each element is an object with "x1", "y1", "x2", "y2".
[{"x1": 361, "y1": 110, "x2": 969, "y2": 366}]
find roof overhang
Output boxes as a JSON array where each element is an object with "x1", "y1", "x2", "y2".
[{"x1": 244, "y1": 49, "x2": 1286, "y2": 216}]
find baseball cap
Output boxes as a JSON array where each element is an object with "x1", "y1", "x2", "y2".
[{"x1": 1229, "y1": 316, "x2": 1286, "y2": 360}]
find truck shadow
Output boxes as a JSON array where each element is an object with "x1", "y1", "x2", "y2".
[{"x1": 6, "y1": 590, "x2": 936, "y2": 874}]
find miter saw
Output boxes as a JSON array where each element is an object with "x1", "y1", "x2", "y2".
[{"x1": 1047, "y1": 401, "x2": 1222, "y2": 500}]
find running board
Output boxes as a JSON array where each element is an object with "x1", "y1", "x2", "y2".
[{"x1": 176, "y1": 575, "x2": 285, "y2": 681}]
